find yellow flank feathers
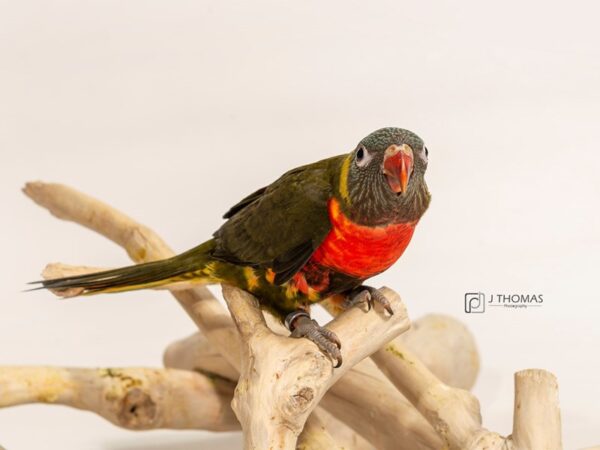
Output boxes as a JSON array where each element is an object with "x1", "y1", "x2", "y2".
[
  {"x1": 307, "y1": 287, "x2": 320, "y2": 302},
  {"x1": 338, "y1": 155, "x2": 351, "y2": 203},
  {"x1": 285, "y1": 281, "x2": 298, "y2": 300},
  {"x1": 243, "y1": 266, "x2": 259, "y2": 291}
]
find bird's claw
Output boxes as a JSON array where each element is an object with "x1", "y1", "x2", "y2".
[
  {"x1": 286, "y1": 311, "x2": 342, "y2": 367},
  {"x1": 345, "y1": 285, "x2": 394, "y2": 315},
  {"x1": 344, "y1": 288, "x2": 373, "y2": 311}
]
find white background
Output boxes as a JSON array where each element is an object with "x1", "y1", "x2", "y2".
[{"x1": 1, "y1": 1, "x2": 599, "y2": 449}]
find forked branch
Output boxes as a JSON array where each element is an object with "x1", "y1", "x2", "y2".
[
  {"x1": 222, "y1": 284, "x2": 410, "y2": 450},
  {"x1": 19, "y1": 181, "x2": 562, "y2": 450}
]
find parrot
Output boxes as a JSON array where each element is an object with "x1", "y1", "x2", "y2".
[{"x1": 32, "y1": 127, "x2": 431, "y2": 367}]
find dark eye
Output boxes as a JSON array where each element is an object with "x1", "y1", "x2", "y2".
[
  {"x1": 355, "y1": 146, "x2": 372, "y2": 167},
  {"x1": 420, "y1": 145, "x2": 429, "y2": 163},
  {"x1": 357, "y1": 147, "x2": 364, "y2": 161}
]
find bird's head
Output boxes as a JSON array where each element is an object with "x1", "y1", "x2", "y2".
[{"x1": 341, "y1": 127, "x2": 430, "y2": 225}]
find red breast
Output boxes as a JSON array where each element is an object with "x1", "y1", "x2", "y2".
[{"x1": 310, "y1": 198, "x2": 417, "y2": 279}]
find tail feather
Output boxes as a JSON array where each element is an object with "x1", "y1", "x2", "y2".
[{"x1": 30, "y1": 241, "x2": 215, "y2": 296}]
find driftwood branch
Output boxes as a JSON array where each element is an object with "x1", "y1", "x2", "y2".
[
  {"x1": 24, "y1": 182, "x2": 393, "y2": 447},
  {"x1": 222, "y1": 284, "x2": 410, "y2": 449},
  {"x1": 24, "y1": 181, "x2": 241, "y2": 369},
  {"x1": 371, "y1": 343, "x2": 562, "y2": 450},
  {"x1": 26, "y1": 182, "x2": 432, "y2": 448},
  {"x1": 38, "y1": 268, "x2": 424, "y2": 449},
  {"x1": 299, "y1": 409, "x2": 374, "y2": 450},
  {"x1": 39, "y1": 267, "x2": 430, "y2": 449},
  {"x1": 512, "y1": 369, "x2": 562, "y2": 450},
  {"x1": 372, "y1": 343, "x2": 482, "y2": 448},
  {"x1": 0, "y1": 367, "x2": 238, "y2": 431},
  {"x1": 164, "y1": 328, "x2": 239, "y2": 381},
  {"x1": 11, "y1": 181, "x2": 563, "y2": 449},
  {"x1": 164, "y1": 313, "x2": 481, "y2": 450}
]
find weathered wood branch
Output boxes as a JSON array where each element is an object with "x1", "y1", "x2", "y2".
[
  {"x1": 371, "y1": 344, "x2": 563, "y2": 449},
  {"x1": 0, "y1": 367, "x2": 238, "y2": 431},
  {"x1": 300, "y1": 409, "x2": 374, "y2": 450},
  {"x1": 24, "y1": 181, "x2": 241, "y2": 370},
  {"x1": 19, "y1": 181, "x2": 563, "y2": 450},
  {"x1": 222, "y1": 284, "x2": 410, "y2": 449},
  {"x1": 39, "y1": 265, "x2": 431, "y2": 449},
  {"x1": 163, "y1": 313, "x2": 479, "y2": 389},
  {"x1": 42, "y1": 258, "x2": 445, "y2": 449},
  {"x1": 512, "y1": 369, "x2": 562, "y2": 450},
  {"x1": 164, "y1": 313, "x2": 481, "y2": 449},
  {"x1": 23, "y1": 182, "x2": 390, "y2": 448},
  {"x1": 372, "y1": 342, "x2": 483, "y2": 448}
]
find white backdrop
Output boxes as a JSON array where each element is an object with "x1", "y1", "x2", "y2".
[{"x1": 1, "y1": 1, "x2": 599, "y2": 448}]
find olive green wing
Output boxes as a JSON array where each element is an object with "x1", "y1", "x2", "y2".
[
  {"x1": 222, "y1": 186, "x2": 267, "y2": 219},
  {"x1": 213, "y1": 155, "x2": 343, "y2": 285}
]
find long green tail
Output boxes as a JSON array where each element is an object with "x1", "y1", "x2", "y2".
[{"x1": 31, "y1": 240, "x2": 216, "y2": 296}]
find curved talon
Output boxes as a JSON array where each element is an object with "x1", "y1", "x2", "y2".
[
  {"x1": 346, "y1": 285, "x2": 394, "y2": 315},
  {"x1": 286, "y1": 312, "x2": 343, "y2": 367},
  {"x1": 318, "y1": 326, "x2": 342, "y2": 349},
  {"x1": 333, "y1": 355, "x2": 342, "y2": 368},
  {"x1": 369, "y1": 288, "x2": 394, "y2": 315},
  {"x1": 344, "y1": 289, "x2": 372, "y2": 311}
]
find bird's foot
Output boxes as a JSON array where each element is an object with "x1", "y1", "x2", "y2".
[
  {"x1": 285, "y1": 311, "x2": 342, "y2": 368},
  {"x1": 344, "y1": 285, "x2": 394, "y2": 315}
]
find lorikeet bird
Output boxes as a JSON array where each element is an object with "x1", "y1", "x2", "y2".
[{"x1": 34, "y1": 127, "x2": 431, "y2": 366}]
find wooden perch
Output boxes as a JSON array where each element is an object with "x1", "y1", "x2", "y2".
[
  {"x1": 163, "y1": 313, "x2": 479, "y2": 389},
  {"x1": 0, "y1": 367, "x2": 238, "y2": 431},
  {"x1": 39, "y1": 268, "x2": 435, "y2": 448},
  {"x1": 25, "y1": 182, "x2": 436, "y2": 448},
  {"x1": 222, "y1": 284, "x2": 410, "y2": 449},
  {"x1": 164, "y1": 329, "x2": 239, "y2": 381},
  {"x1": 321, "y1": 362, "x2": 443, "y2": 450},
  {"x1": 512, "y1": 369, "x2": 562, "y2": 450},
  {"x1": 24, "y1": 182, "x2": 400, "y2": 448},
  {"x1": 301, "y1": 409, "x2": 374, "y2": 450},
  {"x1": 13, "y1": 181, "x2": 564, "y2": 450},
  {"x1": 295, "y1": 412, "x2": 343, "y2": 450},
  {"x1": 372, "y1": 343, "x2": 483, "y2": 449},
  {"x1": 371, "y1": 343, "x2": 562, "y2": 450},
  {"x1": 164, "y1": 313, "x2": 481, "y2": 450},
  {"x1": 24, "y1": 182, "x2": 242, "y2": 371},
  {"x1": 329, "y1": 353, "x2": 443, "y2": 447},
  {"x1": 42, "y1": 259, "x2": 445, "y2": 449},
  {"x1": 398, "y1": 313, "x2": 479, "y2": 390}
]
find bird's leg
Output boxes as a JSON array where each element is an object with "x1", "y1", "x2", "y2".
[
  {"x1": 344, "y1": 285, "x2": 394, "y2": 315},
  {"x1": 284, "y1": 310, "x2": 342, "y2": 367}
]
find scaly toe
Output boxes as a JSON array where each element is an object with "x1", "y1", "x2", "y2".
[
  {"x1": 318, "y1": 326, "x2": 342, "y2": 349},
  {"x1": 346, "y1": 286, "x2": 394, "y2": 315},
  {"x1": 370, "y1": 289, "x2": 394, "y2": 315},
  {"x1": 289, "y1": 316, "x2": 343, "y2": 367},
  {"x1": 344, "y1": 289, "x2": 372, "y2": 312}
]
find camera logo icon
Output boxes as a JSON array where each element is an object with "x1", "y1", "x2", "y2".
[{"x1": 465, "y1": 292, "x2": 485, "y2": 313}]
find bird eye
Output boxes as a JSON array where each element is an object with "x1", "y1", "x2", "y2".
[
  {"x1": 355, "y1": 146, "x2": 372, "y2": 167},
  {"x1": 420, "y1": 145, "x2": 429, "y2": 163}
]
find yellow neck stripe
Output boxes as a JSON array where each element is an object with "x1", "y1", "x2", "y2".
[{"x1": 338, "y1": 155, "x2": 351, "y2": 203}]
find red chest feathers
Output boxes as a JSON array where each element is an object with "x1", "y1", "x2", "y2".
[{"x1": 310, "y1": 198, "x2": 417, "y2": 279}]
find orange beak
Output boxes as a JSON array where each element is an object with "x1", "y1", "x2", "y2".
[{"x1": 383, "y1": 144, "x2": 414, "y2": 194}]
